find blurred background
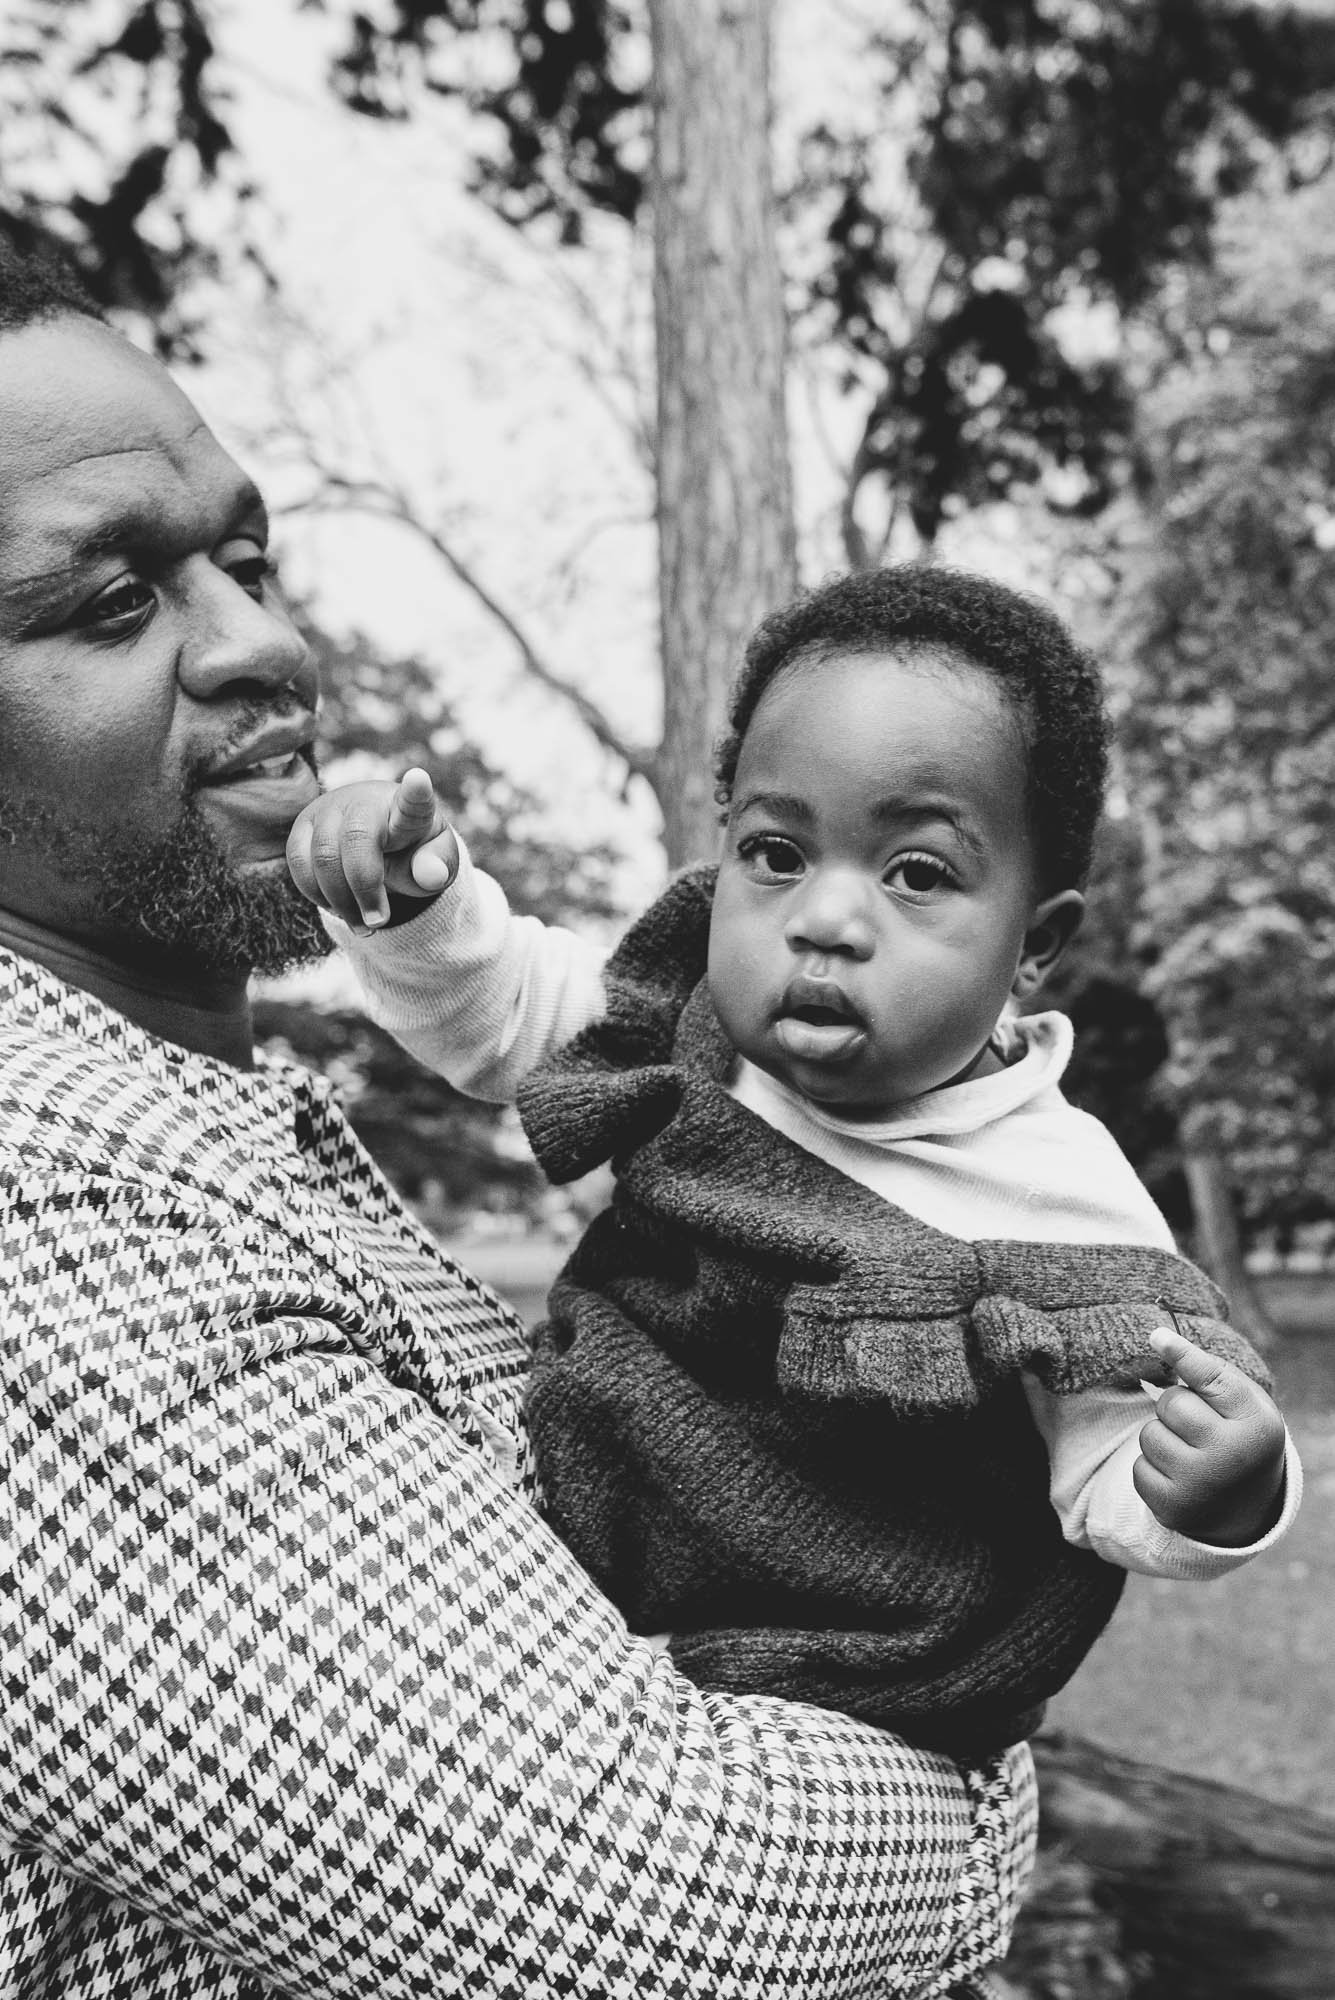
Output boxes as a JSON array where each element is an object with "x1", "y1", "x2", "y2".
[{"x1": 4, "y1": 0, "x2": 1333, "y2": 1841}]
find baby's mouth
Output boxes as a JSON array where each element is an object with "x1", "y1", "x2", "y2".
[{"x1": 774, "y1": 985, "x2": 867, "y2": 1065}]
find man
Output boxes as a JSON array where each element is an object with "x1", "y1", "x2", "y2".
[{"x1": 0, "y1": 247, "x2": 1036, "y2": 1999}]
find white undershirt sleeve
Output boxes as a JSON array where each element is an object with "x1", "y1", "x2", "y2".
[{"x1": 325, "y1": 836, "x2": 609, "y2": 1102}]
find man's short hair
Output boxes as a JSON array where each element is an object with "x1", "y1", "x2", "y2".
[
  {"x1": 714, "y1": 564, "x2": 1111, "y2": 893},
  {"x1": 0, "y1": 230, "x2": 103, "y2": 337}
]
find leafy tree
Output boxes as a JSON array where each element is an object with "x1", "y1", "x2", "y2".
[
  {"x1": 0, "y1": 0, "x2": 253, "y2": 352},
  {"x1": 305, "y1": 0, "x2": 1335, "y2": 864},
  {"x1": 1076, "y1": 166, "x2": 1335, "y2": 1328},
  {"x1": 317, "y1": 0, "x2": 1335, "y2": 549}
]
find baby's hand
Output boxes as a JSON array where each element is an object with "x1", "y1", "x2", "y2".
[
  {"x1": 286, "y1": 767, "x2": 460, "y2": 933},
  {"x1": 1134, "y1": 1328, "x2": 1287, "y2": 1546}
]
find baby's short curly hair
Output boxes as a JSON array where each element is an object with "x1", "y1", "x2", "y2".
[{"x1": 714, "y1": 564, "x2": 1110, "y2": 892}]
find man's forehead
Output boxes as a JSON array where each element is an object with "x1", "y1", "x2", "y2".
[{"x1": 0, "y1": 317, "x2": 263, "y2": 557}]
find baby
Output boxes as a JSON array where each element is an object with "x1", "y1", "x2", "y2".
[{"x1": 290, "y1": 563, "x2": 1298, "y2": 1755}]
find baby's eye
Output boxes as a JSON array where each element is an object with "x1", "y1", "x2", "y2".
[
  {"x1": 72, "y1": 576, "x2": 155, "y2": 637},
  {"x1": 738, "y1": 834, "x2": 805, "y2": 881},
  {"x1": 885, "y1": 852, "x2": 956, "y2": 895}
]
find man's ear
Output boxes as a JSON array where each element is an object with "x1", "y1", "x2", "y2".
[{"x1": 1012, "y1": 889, "x2": 1084, "y2": 1001}]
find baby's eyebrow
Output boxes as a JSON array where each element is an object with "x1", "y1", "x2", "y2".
[
  {"x1": 731, "y1": 790, "x2": 814, "y2": 824},
  {"x1": 868, "y1": 796, "x2": 986, "y2": 857}
]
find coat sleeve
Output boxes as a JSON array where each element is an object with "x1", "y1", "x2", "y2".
[{"x1": 0, "y1": 1166, "x2": 1036, "y2": 2000}]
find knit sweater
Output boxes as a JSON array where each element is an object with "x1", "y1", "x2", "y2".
[{"x1": 517, "y1": 868, "x2": 1270, "y2": 1755}]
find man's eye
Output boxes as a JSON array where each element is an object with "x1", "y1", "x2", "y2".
[
  {"x1": 738, "y1": 835, "x2": 804, "y2": 880},
  {"x1": 227, "y1": 553, "x2": 276, "y2": 601},
  {"x1": 887, "y1": 852, "x2": 954, "y2": 895},
  {"x1": 73, "y1": 578, "x2": 155, "y2": 635}
]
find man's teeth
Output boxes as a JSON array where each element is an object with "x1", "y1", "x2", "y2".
[{"x1": 236, "y1": 753, "x2": 296, "y2": 779}]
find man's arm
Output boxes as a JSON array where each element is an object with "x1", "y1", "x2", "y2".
[{"x1": 1, "y1": 1183, "x2": 1032, "y2": 1999}]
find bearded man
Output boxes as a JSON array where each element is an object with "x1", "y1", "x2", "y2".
[{"x1": 0, "y1": 246, "x2": 1036, "y2": 2000}]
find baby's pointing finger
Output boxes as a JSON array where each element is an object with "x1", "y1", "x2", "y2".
[{"x1": 384, "y1": 768, "x2": 441, "y2": 849}]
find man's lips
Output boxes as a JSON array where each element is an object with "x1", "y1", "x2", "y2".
[
  {"x1": 773, "y1": 977, "x2": 868, "y2": 1065},
  {"x1": 193, "y1": 717, "x2": 320, "y2": 857},
  {"x1": 196, "y1": 716, "x2": 318, "y2": 786}
]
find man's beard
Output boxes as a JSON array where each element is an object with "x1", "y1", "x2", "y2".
[{"x1": 0, "y1": 790, "x2": 331, "y2": 979}]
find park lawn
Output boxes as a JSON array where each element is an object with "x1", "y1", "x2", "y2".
[{"x1": 455, "y1": 1234, "x2": 1335, "y2": 1819}]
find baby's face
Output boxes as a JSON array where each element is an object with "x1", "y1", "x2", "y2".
[{"x1": 707, "y1": 645, "x2": 1047, "y2": 1120}]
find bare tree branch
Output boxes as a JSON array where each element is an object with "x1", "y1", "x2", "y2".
[{"x1": 281, "y1": 473, "x2": 658, "y2": 789}]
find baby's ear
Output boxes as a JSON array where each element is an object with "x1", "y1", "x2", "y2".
[{"x1": 1012, "y1": 889, "x2": 1084, "y2": 1000}]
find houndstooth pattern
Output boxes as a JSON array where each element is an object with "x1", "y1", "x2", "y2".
[{"x1": 0, "y1": 952, "x2": 1036, "y2": 1998}]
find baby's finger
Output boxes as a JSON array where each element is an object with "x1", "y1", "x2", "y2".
[
  {"x1": 409, "y1": 825, "x2": 460, "y2": 895},
  {"x1": 308, "y1": 803, "x2": 392, "y2": 930},
  {"x1": 1136, "y1": 1413, "x2": 1197, "y2": 1483},
  {"x1": 1132, "y1": 1453, "x2": 1178, "y2": 1522},
  {"x1": 384, "y1": 768, "x2": 442, "y2": 850},
  {"x1": 285, "y1": 809, "x2": 320, "y2": 905},
  {"x1": 1152, "y1": 1383, "x2": 1220, "y2": 1448},
  {"x1": 1146, "y1": 1330, "x2": 1253, "y2": 1418}
]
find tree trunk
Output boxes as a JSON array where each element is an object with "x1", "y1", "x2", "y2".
[
  {"x1": 649, "y1": 0, "x2": 798, "y2": 868},
  {"x1": 1181, "y1": 1142, "x2": 1277, "y2": 1353},
  {"x1": 1000, "y1": 1732, "x2": 1335, "y2": 1998}
]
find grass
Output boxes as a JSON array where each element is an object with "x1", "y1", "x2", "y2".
[{"x1": 452, "y1": 1234, "x2": 1335, "y2": 1818}]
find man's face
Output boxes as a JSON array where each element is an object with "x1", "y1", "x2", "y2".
[{"x1": 0, "y1": 314, "x2": 327, "y2": 977}]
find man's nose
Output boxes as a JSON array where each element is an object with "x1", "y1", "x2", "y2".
[
  {"x1": 784, "y1": 871, "x2": 877, "y2": 959},
  {"x1": 177, "y1": 560, "x2": 313, "y2": 703}
]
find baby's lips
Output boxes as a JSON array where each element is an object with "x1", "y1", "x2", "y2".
[{"x1": 773, "y1": 1014, "x2": 866, "y2": 1064}]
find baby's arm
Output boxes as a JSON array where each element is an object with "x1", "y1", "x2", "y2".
[
  {"x1": 1026, "y1": 1337, "x2": 1302, "y2": 1578},
  {"x1": 288, "y1": 770, "x2": 608, "y2": 1102}
]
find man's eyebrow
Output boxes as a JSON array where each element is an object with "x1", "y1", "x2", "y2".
[
  {"x1": 0, "y1": 479, "x2": 271, "y2": 605},
  {"x1": 58, "y1": 480, "x2": 271, "y2": 560}
]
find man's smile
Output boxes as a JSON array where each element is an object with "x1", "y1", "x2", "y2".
[{"x1": 193, "y1": 715, "x2": 320, "y2": 861}]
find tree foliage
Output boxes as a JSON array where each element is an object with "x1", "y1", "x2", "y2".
[
  {"x1": 0, "y1": 0, "x2": 253, "y2": 351},
  {"x1": 1096, "y1": 169, "x2": 1335, "y2": 1250},
  {"x1": 311, "y1": 0, "x2": 1335, "y2": 550}
]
